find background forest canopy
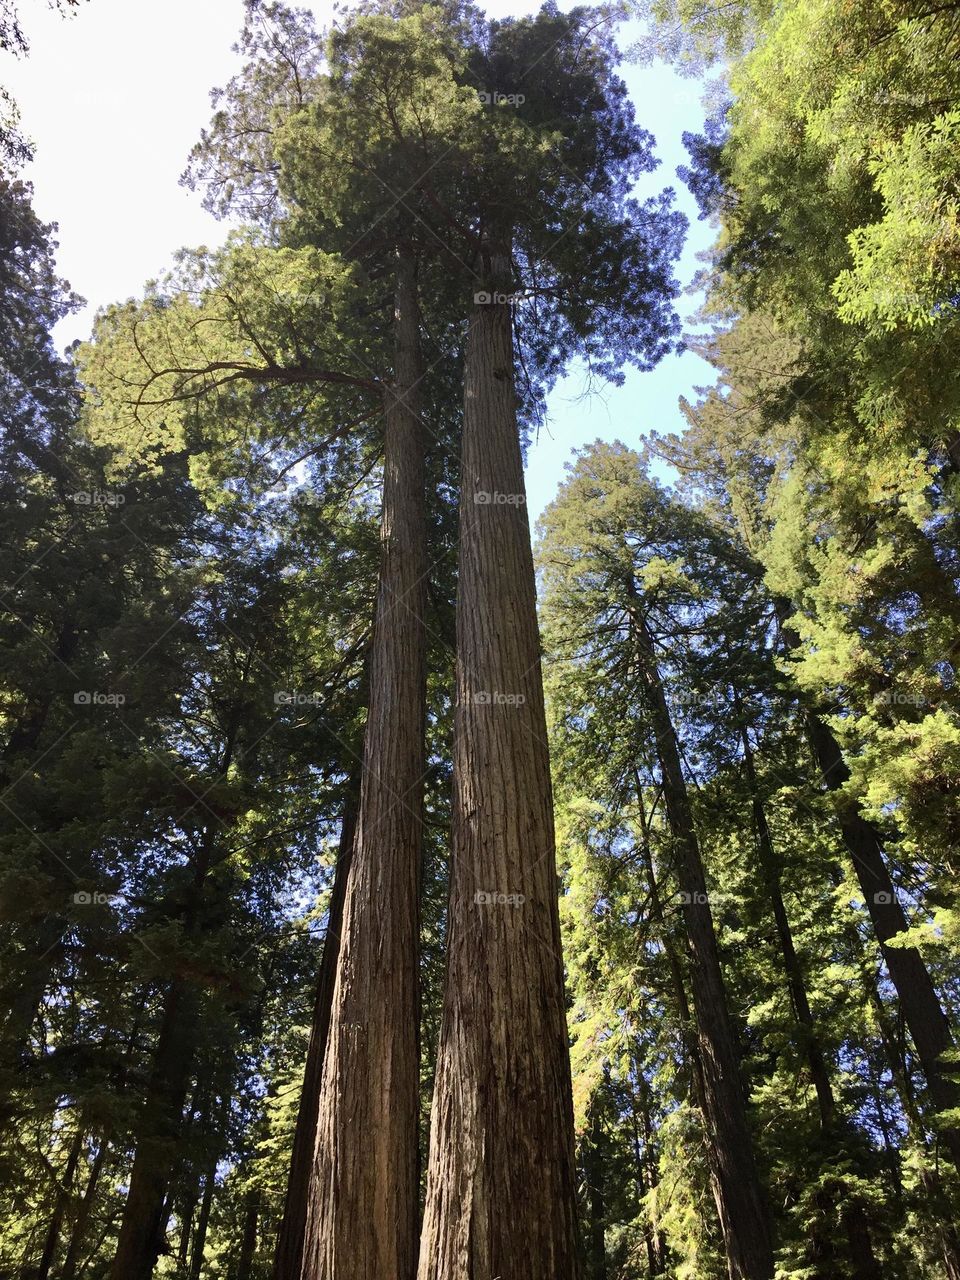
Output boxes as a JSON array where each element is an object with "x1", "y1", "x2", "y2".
[{"x1": 1, "y1": 0, "x2": 960, "y2": 1278}]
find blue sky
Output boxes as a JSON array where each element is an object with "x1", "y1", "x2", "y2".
[{"x1": 4, "y1": 0, "x2": 716, "y2": 519}]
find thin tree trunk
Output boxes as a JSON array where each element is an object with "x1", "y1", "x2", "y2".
[
  {"x1": 178, "y1": 1197, "x2": 197, "y2": 1272},
  {"x1": 632, "y1": 617, "x2": 773, "y2": 1280},
  {"x1": 584, "y1": 1107, "x2": 607, "y2": 1280},
  {"x1": 189, "y1": 1164, "x2": 215, "y2": 1280},
  {"x1": 302, "y1": 243, "x2": 427, "y2": 1280},
  {"x1": 177, "y1": 1072, "x2": 212, "y2": 1272},
  {"x1": 236, "y1": 1193, "x2": 259, "y2": 1280},
  {"x1": 633, "y1": 777, "x2": 730, "y2": 1260},
  {"x1": 107, "y1": 977, "x2": 198, "y2": 1280},
  {"x1": 417, "y1": 251, "x2": 581, "y2": 1280},
  {"x1": 636, "y1": 1086, "x2": 667, "y2": 1277},
  {"x1": 35, "y1": 1121, "x2": 84, "y2": 1280},
  {"x1": 736, "y1": 715, "x2": 880, "y2": 1279},
  {"x1": 774, "y1": 602, "x2": 960, "y2": 1168},
  {"x1": 804, "y1": 710, "x2": 960, "y2": 1170},
  {"x1": 633, "y1": 775, "x2": 710, "y2": 1118},
  {"x1": 271, "y1": 782, "x2": 358, "y2": 1280},
  {"x1": 856, "y1": 944, "x2": 960, "y2": 1278},
  {"x1": 61, "y1": 1136, "x2": 108, "y2": 1280}
]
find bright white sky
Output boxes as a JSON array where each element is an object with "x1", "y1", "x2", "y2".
[{"x1": 4, "y1": 0, "x2": 715, "y2": 517}]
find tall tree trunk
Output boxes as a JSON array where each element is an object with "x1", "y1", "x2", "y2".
[
  {"x1": 736, "y1": 715, "x2": 880, "y2": 1280},
  {"x1": 804, "y1": 709, "x2": 960, "y2": 1170},
  {"x1": 635, "y1": 1086, "x2": 666, "y2": 1277},
  {"x1": 35, "y1": 1120, "x2": 84, "y2": 1280},
  {"x1": 61, "y1": 1135, "x2": 108, "y2": 1280},
  {"x1": 417, "y1": 255, "x2": 581, "y2": 1280},
  {"x1": 584, "y1": 1106, "x2": 607, "y2": 1280},
  {"x1": 302, "y1": 244, "x2": 427, "y2": 1280},
  {"x1": 632, "y1": 617, "x2": 773, "y2": 1280},
  {"x1": 774, "y1": 601, "x2": 960, "y2": 1168},
  {"x1": 189, "y1": 1163, "x2": 216, "y2": 1280},
  {"x1": 236, "y1": 1193, "x2": 259, "y2": 1280},
  {"x1": 633, "y1": 778, "x2": 729, "y2": 1260},
  {"x1": 0, "y1": 913, "x2": 65, "y2": 1133},
  {"x1": 107, "y1": 977, "x2": 198, "y2": 1280},
  {"x1": 855, "y1": 938, "x2": 960, "y2": 1278},
  {"x1": 272, "y1": 783, "x2": 358, "y2": 1280}
]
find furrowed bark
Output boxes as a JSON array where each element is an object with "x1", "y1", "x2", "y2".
[
  {"x1": 417, "y1": 255, "x2": 581, "y2": 1280},
  {"x1": 271, "y1": 783, "x2": 358, "y2": 1280},
  {"x1": 302, "y1": 243, "x2": 427, "y2": 1280}
]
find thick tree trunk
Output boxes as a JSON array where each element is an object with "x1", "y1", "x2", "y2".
[
  {"x1": 302, "y1": 245, "x2": 427, "y2": 1280},
  {"x1": 805, "y1": 710, "x2": 960, "y2": 1170},
  {"x1": 108, "y1": 978, "x2": 198, "y2": 1280},
  {"x1": 271, "y1": 785, "x2": 358, "y2": 1280},
  {"x1": 633, "y1": 621, "x2": 773, "y2": 1280},
  {"x1": 417, "y1": 259, "x2": 581, "y2": 1279}
]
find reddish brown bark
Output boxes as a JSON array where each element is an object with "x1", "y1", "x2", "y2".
[
  {"x1": 271, "y1": 786, "x2": 357, "y2": 1280},
  {"x1": 302, "y1": 245, "x2": 427, "y2": 1280},
  {"x1": 417, "y1": 261, "x2": 580, "y2": 1280}
]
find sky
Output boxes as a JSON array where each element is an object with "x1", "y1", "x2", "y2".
[{"x1": 3, "y1": 0, "x2": 716, "y2": 520}]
